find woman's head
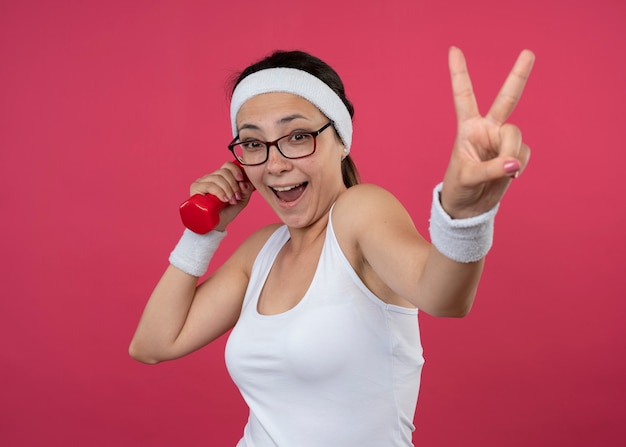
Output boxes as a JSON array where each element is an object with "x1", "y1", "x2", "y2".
[{"x1": 230, "y1": 50, "x2": 360, "y2": 187}]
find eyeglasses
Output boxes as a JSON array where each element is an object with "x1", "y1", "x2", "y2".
[{"x1": 228, "y1": 121, "x2": 334, "y2": 166}]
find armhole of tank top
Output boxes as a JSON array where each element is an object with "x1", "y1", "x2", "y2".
[{"x1": 328, "y1": 206, "x2": 418, "y2": 315}]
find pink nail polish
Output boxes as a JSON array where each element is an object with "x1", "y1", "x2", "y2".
[{"x1": 504, "y1": 160, "x2": 521, "y2": 175}]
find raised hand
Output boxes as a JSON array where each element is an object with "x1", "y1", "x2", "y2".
[
  {"x1": 188, "y1": 161, "x2": 254, "y2": 231},
  {"x1": 441, "y1": 46, "x2": 535, "y2": 218}
]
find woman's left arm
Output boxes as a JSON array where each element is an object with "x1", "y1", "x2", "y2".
[
  {"x1": 420, "y1": 47, "x2": 536, "y2": 316},
  {"x1": 338, "y1": 184, "x2": 485, "y2": 317},
  {"x1": 342, "y1": 48, "x2": 535, "y2": 317}
]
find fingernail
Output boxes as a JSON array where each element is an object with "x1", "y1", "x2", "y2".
[
  {"x1": 504, "y1": 160, "x2": 521, "y2": 175},
  {"x1": 235, "y1": 192, "x2": 242, "y2": 201}
]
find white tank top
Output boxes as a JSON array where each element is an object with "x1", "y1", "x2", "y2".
[{"x1": 225, "y1": 211, "x2": 425, "y2": 447}]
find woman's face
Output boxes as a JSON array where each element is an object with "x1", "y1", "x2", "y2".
[{"x1": 236, "y1": 92, "x2": 347, "y2": 229}]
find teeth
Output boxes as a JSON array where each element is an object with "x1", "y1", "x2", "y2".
[{"x1": 272, "y1": 183, "x2": 302, "y2": 192}]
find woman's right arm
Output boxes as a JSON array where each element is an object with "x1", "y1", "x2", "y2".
[{"x1": 129, "y1": 162, "x2": 257, "y2": 364}]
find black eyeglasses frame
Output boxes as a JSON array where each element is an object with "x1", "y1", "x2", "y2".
[{"x1": 227, "y1": 121, "x2": 334, "y2": 166}]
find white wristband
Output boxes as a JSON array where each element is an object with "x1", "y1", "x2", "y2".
[
  {"x1": 169, "y1": 229, "x2": 227, "y2": 277},
  {"x1": 429, "y1": 183, "x2": 499, "y2": 263}
]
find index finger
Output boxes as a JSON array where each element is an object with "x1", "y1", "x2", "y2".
[
  {"x1": 487, "y1": 49, "x2": 535, "y2": 124},
  {"x1": 449, "y1": 46, "x2": 480, "y2": 123}
]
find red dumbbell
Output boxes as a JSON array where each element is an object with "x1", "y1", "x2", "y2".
[{"x1": 179, "y1": 161, "x2": 250, "y2": 234}]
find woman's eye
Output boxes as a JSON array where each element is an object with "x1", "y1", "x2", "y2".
[
  {"x1": 290, "y1": 133, "x2": 312, "y2": 143},
  {"x1": 241, "y1": 141, "x2": 263, "y2": 150}
]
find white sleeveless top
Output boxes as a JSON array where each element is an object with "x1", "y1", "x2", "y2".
[{"x1": 225, "y1": 212, "x2": 425, "y2": 447}]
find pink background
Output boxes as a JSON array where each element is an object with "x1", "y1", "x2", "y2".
[{"x1": 1, "y1": 0, "x2": 625, "y2": 445}]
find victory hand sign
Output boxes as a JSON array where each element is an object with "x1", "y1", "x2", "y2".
[{"x1": 441, "y1": 47, "x2": 535, "y2": 219}]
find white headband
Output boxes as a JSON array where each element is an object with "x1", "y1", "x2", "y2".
[{"x1": 230, "y1": 67, "x2": 353, "y2": 153}]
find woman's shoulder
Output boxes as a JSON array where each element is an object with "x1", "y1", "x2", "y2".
[
  {"x1": 332, "y1": 183, "x2": 413, "y2": 244},
  {"x1": 230, "y1": 223, "x2": 284, "y2": 269},
  {"x1": 334, "y1": 183, "x2": 406, "y2": 221},
  {"x1": 242, "y1": 223, "x2": 285, "y2": 249}
]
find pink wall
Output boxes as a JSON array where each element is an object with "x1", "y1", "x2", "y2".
[{"x1": 1, "y1": 0, "x2": 624, "y2": 445}]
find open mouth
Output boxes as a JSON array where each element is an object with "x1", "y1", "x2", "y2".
[{"x1": 271, "y1": 182, "x2": 308, "y2": 203}]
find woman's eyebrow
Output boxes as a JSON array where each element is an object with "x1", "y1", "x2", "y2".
[
  {"x1": 277, "y1": 114, "x2": 310, "y2": 125},
  {"x1": 238, "y1": 123, "x2": 261, "y2": 132}
]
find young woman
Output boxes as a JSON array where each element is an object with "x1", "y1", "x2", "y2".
[{"x1": 130, "y1": 47, "x2": 535, "y2": 446}]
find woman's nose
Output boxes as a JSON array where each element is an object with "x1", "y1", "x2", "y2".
[{"x1": 265, "y1": 144, "x2": 291, "y2": 174}]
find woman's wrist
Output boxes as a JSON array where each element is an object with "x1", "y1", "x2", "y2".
[
  {"x1": 429, "y1": 183, "x2": 499, "y2": 263},
  {"x1": 169, "y1": 229, "x2": 227, "y2": 277}
]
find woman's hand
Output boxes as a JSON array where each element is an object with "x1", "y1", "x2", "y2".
[
  {"x1": 190, "y1": 161, "x2": 254, "y2": 231},
  {"x1": 442, "y1": 46, "x2": 535, "y2": 218}
]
